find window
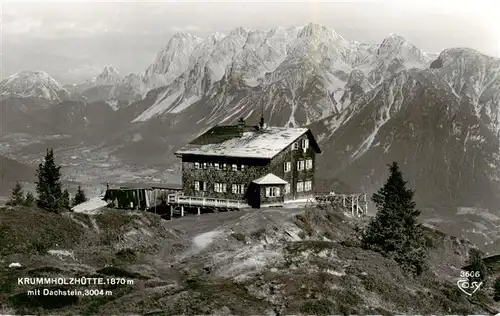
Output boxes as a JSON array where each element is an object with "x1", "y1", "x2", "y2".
[
  {"x1": 214, "y1": 183, "x2": 227, "y2": 193},
  {"x1": 194, "y1": 181, "x2": 206, "y2": 191},
  {"x1": 266, "y1": 187, "x2": 280, "y2": 197},
  {"x1": 222, "y1": 163, "x2": 227, "y2": 170},
  {"x1": 232, "y1": 164, "x2": 238, "y2": 171},
  {"x1": 240, "y1": 164, "x2": 245, "y2": 171},
  {"x1": 203, "y1": 162, "x2": 208, "y2": 169},
  {"x1": 297, "y1": 160, "x2": 305, "y2": 171},
  {"x1": 301, "y1": 138, "x2": 309, "y2": 150},
  {"x1": 194, "y1": 162, "x2": 200, "y2": 169},
  {"x1": 284, "y1": 161, "x2": 291, "y2": 173},
  {"x1": 232, "y1": 184, "x2": 245, "y2": 194},
  {"x1": 305, "y1": 159, "x2": 313, "y2": 170},
  {"x1": 285, "y1": 183, "x2": 290, "y2": 194},
  {"x1": 304, "y1": 180, "x2": 312, "y2": 192},
  {"x1": 296, "y1": 181, "x2": 304, "y2": 192},
  {"x1": 214, "y1": 162, "x2": 219, "y2": 169},
  {"x1": 292, "y1": 142, "x2": 299, "y2": 150}
]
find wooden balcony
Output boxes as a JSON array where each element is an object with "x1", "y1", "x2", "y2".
[{"x1": 167, "y1": 193, "x2": 250, "y2": 209}]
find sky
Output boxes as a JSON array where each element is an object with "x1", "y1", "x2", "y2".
[{"x1": 1, "y1": 0, "x2": 499, "y2": 84}]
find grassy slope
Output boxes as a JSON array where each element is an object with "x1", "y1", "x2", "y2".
[{"x1": 0, "y1": 205, "x2": 498, "y2": 315}]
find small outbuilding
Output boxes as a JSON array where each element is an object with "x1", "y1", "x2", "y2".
[{"x1": 248, "y1": 173, "x2": 288, "y2": 208}]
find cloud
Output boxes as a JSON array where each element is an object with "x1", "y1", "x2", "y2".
[
  {"x1": 169, "y1": 25, "x2": 203, "y2": 32},
  {"x1": 67, "y1": 64, "x2": 103, "y2": 77}
]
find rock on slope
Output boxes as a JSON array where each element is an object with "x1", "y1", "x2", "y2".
[{"x1": 0, "y1": 205, "x2": 496, "y2": 315}]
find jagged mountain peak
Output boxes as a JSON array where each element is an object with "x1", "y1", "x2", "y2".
[
  {"x1": 143, "y1": 32, "x2": 203, "y2": 88},
  {"x1": 0, "y1": 70, "x2": 69, "y2": 102},
  {"x1": 228, "y1": 26, "x2": 251, "y2": 37},
  {"x1": 95, "y1": 66, "x2": 122, "y2": 86},
  {"x1": 171, "y1": 32, "x2": 201, "y2": 40},
  {"x1": 435, "y1": 47, "x2": 497, "y2": 65},
  {"x1": 376, "y1": 33, "x2": 431, "y2": 67},
  {"x1": 162, "y1": 32, "x2": 203, "y2": 52},
  {"x1": 5, "y1": 70, "x2": 54, "y2": 83},
  {"x1": 101, "y1": 65, "x2": 119, "y2": 75},
  {"x1": 210, "y1": 32, "x2": 226, "y2": 41},
  {"x1": 297, "y1": 23, "x2": 343, "y2": 41},
  {"x1": 378, "y1": 33, "x2": 416, "y2": 54}
]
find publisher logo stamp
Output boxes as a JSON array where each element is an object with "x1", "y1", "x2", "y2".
[
  {"x1": 457, "y1": 270, "x2": 483, "y2": 296},
  {"x1": 456, "y1": 279, "x2": 483, "y2": 296}
]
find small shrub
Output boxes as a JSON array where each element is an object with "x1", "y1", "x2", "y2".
[
  {"x1": 250, "y1": 228, "x2": 266, "y2": 239},
  {"x1": 231, "y1": 233, "x2": 246, "y2": 243},
  {"x1": 115, "y1": 248, "x2": 137, "y2": 261},
  {"x1": 300, "y1": 299, "x2": 336, "y2": 315}
]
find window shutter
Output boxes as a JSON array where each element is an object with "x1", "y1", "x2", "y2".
[
  {"x1": 265, "y1": 187, "x2": 270, "y2": 197},
  {"x1": 276, "y1": 187, "x2": 281, "y2": 196}
]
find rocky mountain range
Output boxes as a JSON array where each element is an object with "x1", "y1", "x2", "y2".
[{"x1": 1, "y1": 23, "x2": 499, "y2": 223}]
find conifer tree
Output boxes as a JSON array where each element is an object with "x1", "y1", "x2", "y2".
[
  {"x1": 467, "y1": 248, "x2": 488, "y2": 285},
  {"x1": 361, "y1": 162, "x2": 428, "y2": 275},
  {"x1": 72, "y1": 185, "x2": 87, "y2": 206},
  {"x1": 62, "y1": 189, "x2": 71, "y2": 210},
  {"x1": 24, "y1": 192, "x2": 35, "y2": 207},
  {"x1": 6, "y1": 181, "x2": 25, "y2": 206},
  {"x1": 493, "y1": 276, "x2": 500, "y2": 301},
  {"x1": 35, "y1": 149, "x2": 63, "y2": 212}
]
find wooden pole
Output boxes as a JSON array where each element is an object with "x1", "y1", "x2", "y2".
[
  {"x1": 136, "y1": 189, "x2": 140, "y2": 210},
  {"x1": 181, "y1": 205, "x2": 184, "y2": 217}
]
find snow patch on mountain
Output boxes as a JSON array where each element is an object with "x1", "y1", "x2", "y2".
[
  {"x1": 0, "y1": 70, "x2": 70, "y2": 102},
  {"x1": 132, "y1": 90, "x2": 183, "y2": 122},
  {"x1": 170, "y1": 95, "x2": 201, "y2": 113}
]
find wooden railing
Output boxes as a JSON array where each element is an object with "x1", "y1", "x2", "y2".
[
  {"x1": 313, "y1": 192, "x2": 368, "y2": 217},
  {"x1": 167, "y1": 193, "x2": 248, "y2": 208}
]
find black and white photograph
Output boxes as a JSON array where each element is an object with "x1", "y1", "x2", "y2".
[{"x1": 1, "y1": 0, "x2": 500, "y2": 314}]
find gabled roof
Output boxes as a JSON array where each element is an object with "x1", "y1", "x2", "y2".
[
  {"x1": 252, "y1": 173, "x2": 288, "y2": 185},
  {"x1": 175, "y1": 125, "x2": 321, "y2": 159}
]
